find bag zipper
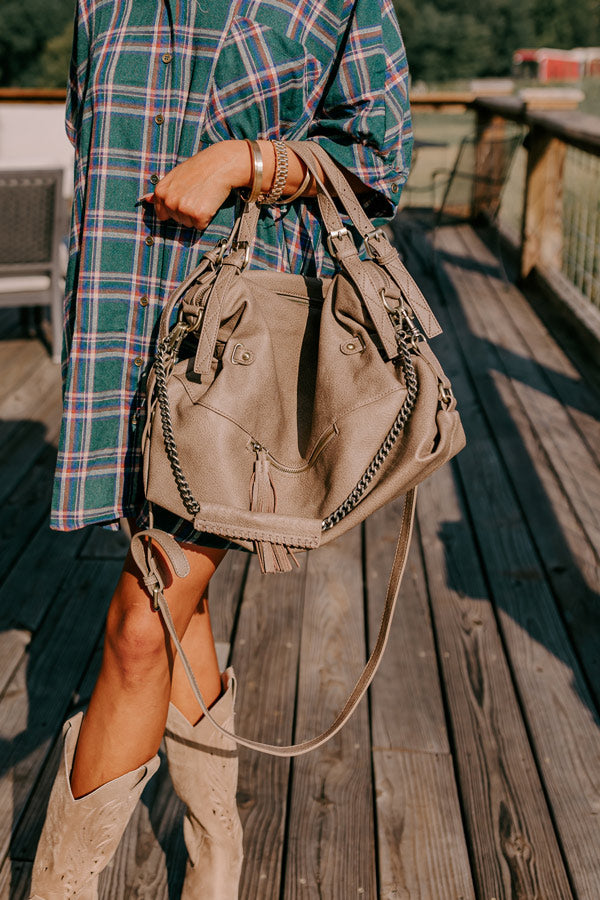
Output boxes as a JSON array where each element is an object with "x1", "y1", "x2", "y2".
[{"x1": 250, "y1": 423, "x2": 338, "y2": 474}]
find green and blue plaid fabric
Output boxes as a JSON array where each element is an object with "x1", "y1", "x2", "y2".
[{"x1": 51, "y1": 0, "x2": 413, "y2": 532}]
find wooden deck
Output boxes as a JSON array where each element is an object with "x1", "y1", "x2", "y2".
[{"x1": 0, "y1": 215, "x2": 599, "y2": 899}]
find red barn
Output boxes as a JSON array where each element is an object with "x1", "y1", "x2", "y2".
[{"x1": 513, "y1": 48, "x2": 600, "y2": 82}]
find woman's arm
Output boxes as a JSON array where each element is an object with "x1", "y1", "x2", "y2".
[
  {"x1": 148, "y1": 0, "x2": 411, "y2": 230},
  {"x1": 306, "y1": 0, "x2": 413, "y2": 220},
  {"x1": 146, "y1": 140, "x2": 322, "y2": 232}
]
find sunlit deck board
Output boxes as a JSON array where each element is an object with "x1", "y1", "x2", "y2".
[
  {"x1": 0, "y1": 211, "x2": 598, "y2": 898},
  {"x1": 395, "y1": 213, "x2": 600, "y2": 898}
]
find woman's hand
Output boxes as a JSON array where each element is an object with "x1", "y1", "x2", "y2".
[
  {"x1": 143, "y1": 140, "x2": 253, "y2": 231},
  {"x1": 142, "y1": 139, "x2": 328, "y2": 230}
]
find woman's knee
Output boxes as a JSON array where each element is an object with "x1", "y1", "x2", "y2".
[{"x1": 105, "y1": 589, "x2": 168, "y2": 686}]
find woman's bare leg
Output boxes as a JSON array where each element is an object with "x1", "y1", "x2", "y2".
[
  {"x1": 169, "y1": 591, "x2": 222, "y2": 724},
  {"x1": 69, "y1": 542, "x2": 227, "y2": 799}
]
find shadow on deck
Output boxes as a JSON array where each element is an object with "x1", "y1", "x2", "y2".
[{"x1": 0, "y1": 213, "x2": 598, "y2": 899}]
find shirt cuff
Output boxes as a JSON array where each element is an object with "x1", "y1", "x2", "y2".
[{"x1": 306, "y1": 135, "x2": 408, "y2": 222}]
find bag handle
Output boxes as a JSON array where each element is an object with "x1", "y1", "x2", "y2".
[
  {"x1": 130, "y1": 487, "x2": 417, "y2": 757},
  {"x1": 235, "y1": 141, "x2": 441, "y2": 346},
  {"x1": 291, "y1": 141, "x2": 442, "y2": 339},
  {"x1": 192, "y1": 145, "x2": 402, "y2": 373}
]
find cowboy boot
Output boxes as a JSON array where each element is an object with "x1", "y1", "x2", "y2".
[
  {"x1": 29, "y1": 712, "x2": 160, "y2": 900},
  {"x1": 164, "y1": 667, "x2": 244, "y2": 900}
]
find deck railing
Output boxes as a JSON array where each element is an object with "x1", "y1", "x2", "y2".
[{"x1": 409, "y1": 92, "x2": 600, "y2": 313}]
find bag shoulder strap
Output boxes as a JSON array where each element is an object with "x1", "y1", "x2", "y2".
[
  {"x1": 130, "y1": 487, "x2": 417, "y2": 757},
  {"x1": 288, "y1": 141, "x2": 442, "y2": 339}
]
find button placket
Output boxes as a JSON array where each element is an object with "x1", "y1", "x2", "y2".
[{"x1": 138, "y1": 19, "x2": 173, "y2": 379}]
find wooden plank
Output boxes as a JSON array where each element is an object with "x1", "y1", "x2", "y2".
[
  {"x1": 0, "y1": 858, "x2": 30, "y2": 899},
  {"x1": 231, "y1": 555, "x2": 307, "y2": 899},
  {"x1": 527, "y1": 109, "x2": 600, "y2": 156},
  {"x1": 208, "y1": 548, "x2": 250, "y2": 648},
  {"x1": 0, "y1": 522, "x2": 87, "y2": 632},
  {"x1": 527, "y1": 263, "x2": 600, "y2": 373},
  {"x1": 0, "y1": 630, "x2": 30, "y2": 704},
  {"x1": 373, "y1": 750, "x2": 475, "y2": 900},
  {"x1": 0, "y1": 446, "x2": 57, "y2": 584},
  {"x1": 449, "y1": 393, "x2": 600, "y2": 899},
  {"x1": 434, "y1": 225, "x2": 600, "y2": 699},
  {"x1": 284, "y1": 526, "x2": 376, "y2": 899},
  {"x1": 365, "y1": 500, "x2": 449, "y2": 753},
  {"x1": 418, "y1": 462, "x2": 573, "y2": 900},
  {"x1": 9, "y1": 728, "x2": 63, "y2": 864},
  {"x1": 442, "y1": 225, "x2": 600, "y2": 558},
  {"x1": 0, "y1": 338, "x2": 50, "y2": 396},
  {"x1": 0, "y1": 358, "x2": 61, "y2": 503},
  {"x1": 0, "y1": 88, "x2": 66, "y2": 103},
  {"x1": 463, "y1": 225, "x2": 600, "y2": 466},
  {"x1": 0, "y1": 406, "x2": 61, "y2": 506},
  {"x1": 400, "y1": 221, "x2": 600, "y2": 898},
  {"x1": 0, "y1": 559, "x2": 120, "y2": 863},
  {"x1": 473, "y1": 112, "x2": 508, "y2": 219},
  {"x1": 366, "y1": 501, "x2": 474, "y2": 898}
]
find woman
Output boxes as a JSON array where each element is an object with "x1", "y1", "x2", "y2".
[{"x1": 30, "y1": 0, "x2": 413, "y2": 897}]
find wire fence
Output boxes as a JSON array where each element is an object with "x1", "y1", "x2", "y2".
[
  {"x1": 563, "y1": 147, "x2": 600, "y2": 308},
  {"x1": 403, "y1": 109, "x2": 600, "y2": 311}
]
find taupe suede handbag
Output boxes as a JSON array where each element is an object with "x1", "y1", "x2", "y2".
[{"x1": 131, "y1": 141, "x2": 465, "y2": 756}]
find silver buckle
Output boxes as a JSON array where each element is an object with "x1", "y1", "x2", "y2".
[
  {"x1": 214, "y1": 237, "x2": 229, "y2": 265},
  {"x1": 230, "y1": 240, "x2": 250, "y2": 269},
  {"x1": 364, "y1": 228, "x2": 386, "y2": 259},
  {"x1": 214, "y1": 237, "x2": 250, "y2": 270},
  {"x1": 326, "y1": 227, "x2": 350, "y2": 257}
]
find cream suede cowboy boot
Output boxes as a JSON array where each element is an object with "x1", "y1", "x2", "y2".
[
  {"x1": 164, "y1": 667, "x2": 244, "y2": 900},
  {"x1": 29, "y1": 712, "x2": 160, "y2": 900}
]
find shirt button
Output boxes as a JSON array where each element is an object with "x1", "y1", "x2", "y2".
[
  {"x1": 134, "y1": 357, "x2": 143, "y2": 367},
  {"x1": 140, "y1": 295, "x2": 149, "y2": 307},
  {"x1": 391, "y1": 183, "x2": 399, "y2": 194},
  {"x1": 145, "y1": 236, "x2": 154, "y2": 246},
  {"x1": 150, "y1": 173, "x2": 160, "y2": 185},
  {"x1": 162, "y1": 52, "x2": 173, "y2": 64},
  {"x1": 155, "y1": 114, "x2": 165, "y2": 125}
]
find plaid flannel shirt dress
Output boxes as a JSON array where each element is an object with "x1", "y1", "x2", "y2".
[{"x1": 51, "y1": 0, "x2": 413, "y2": 541}]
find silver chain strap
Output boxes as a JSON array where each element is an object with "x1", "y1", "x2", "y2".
[
  {"x1": 321, "y1": 334, "x2": 418, "y2": 530},
  {"x1": 153, "y1": 319, "x2": 420, "y2": 529},
  {"x1": 154, "y1": 333, "x2": 201, "y2": 518}
]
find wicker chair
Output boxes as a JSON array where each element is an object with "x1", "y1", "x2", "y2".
[{"x1": 0, "y1": 169, "x2": 66, "y2": 363}]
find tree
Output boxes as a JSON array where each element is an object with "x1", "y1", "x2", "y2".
[
  {"x1": 394, "y1": 0, "x2": 600, "y2": 83},
  {"x1": 395, "y1": 1, "x2": 494, "y2": 82},
  {"x1": 33, "y1": 21, "x2": 73, "y2": 89},
  {"x1": 0, "y1": 0, "x2": 73, "y2": 87}
]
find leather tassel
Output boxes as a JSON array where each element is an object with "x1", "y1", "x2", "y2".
[{"x1": 250, "y1": 446, "x2": 299, "y2": 574}]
